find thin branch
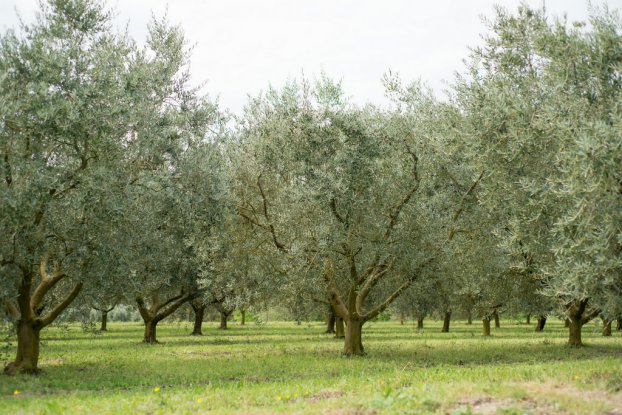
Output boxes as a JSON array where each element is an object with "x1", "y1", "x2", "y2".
[
  {"x1": 330, "y1": 197, "x2": 347, "y2": 226},
  {"x1": 255, "y1": 174, "x2": 289, "y2": 253},
  {"x1": 448, "y1": 170, "x2": 485, "y2": 241}
]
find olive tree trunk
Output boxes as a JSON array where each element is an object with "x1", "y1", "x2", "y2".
[
  {"x1": 441, "y1": 311, "x2": 451, "y2": 333},
  {"x1": 535, "y1": 315, "x2": 547, "y2": 332},
  {"x1": 136, "y1": 290, "x2": 194, "y2": 344},
  {"x1": 567, "y1": 299, "x2": 600, "y2": 347},
  {"x1": 190, "y1": 303, "x2": 205, "y2": 336},
  {"x1": 335, "y1": 317, "x2": 345, "y2": 338},
  {"x1": 482, "y1": 317, "x2": 491, "y2": 336},
  {"x1": 219, "y1": 311, "x2": 229, "y2": 329},
  {"x1": 602, "y1": 317, "x2": 612, "y2": 337},
  {"x1": 325, "y1": 307, "x2": 336, "y2": 334},
  {"x1": 343, "y1": 319, "x2": 364, "y2": 356},
  {"x1": 417, "y1": 315, "x2": 424, "y2": 330},
  {"x1": 4, "y1": 261, "x2": 83, "y2": 375}
]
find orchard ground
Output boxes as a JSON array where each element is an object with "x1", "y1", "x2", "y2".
[{"x1": 1, "y1": 319, "x2": 621, "y2": 414}]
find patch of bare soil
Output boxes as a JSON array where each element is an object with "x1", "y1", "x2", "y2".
[
  {"x1": 520, "y1": 381, "x2": 622, "y2": 414},
  {"x1": 452, "y1": 396, "x2": 558, "y2": 415},
  {"x1": 306, "y1": 389, "x2": 343, "y2": 403},
  {"x1": 452, "y1": 381, "x2": 622, "y2": 415}
]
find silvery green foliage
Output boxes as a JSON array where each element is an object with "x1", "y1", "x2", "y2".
[
  {"x1": 0, "y1": 0, "x2": 138, "y2": 305},
  {"x1": 453, "y1": 5, "x2": 622, "y2": 318},
  {"x1": 0, "y1": 0, "x2": 220, "y2": 319},
  {"x1": 234, "y1": 76, "x2": 470, "y2": 324}
]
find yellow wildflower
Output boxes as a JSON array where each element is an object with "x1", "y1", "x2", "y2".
[
  {"x1": 13, "y1": 390, "x2": 20, "y2": 396},
  {"x1": 153, "y1": 387, "x2": 161, "y2": 393},
  {"x1": 197, "y1": 397, "x2": 203, "y2": 403},
  {"x1": 277, "y1": 396, "x2": 282, "y2": 401}
]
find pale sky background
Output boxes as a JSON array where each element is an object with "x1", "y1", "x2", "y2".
[{"x1": 1, "y1": 0, "x2": 620, "y2": 113}]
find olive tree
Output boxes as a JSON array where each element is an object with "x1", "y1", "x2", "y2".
[
  {"x1": 453, "y1": 5, "x2": 622, "y2": 345},
  {"x1": 0, "y1": 0, "x2": 215, "y2": 371},
  {"x1": 234, "y1": 78, "x2": 479, "y2": 355}
]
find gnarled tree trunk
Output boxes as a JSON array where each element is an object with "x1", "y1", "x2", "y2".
[
  {"x1": 6, "y1": 319, "x2": 42, "y2": 374},
  {"x1": 101, "y1": 311, "x2": 109, "y2": 331},
  {"x1": 335, "y1": 317, "x2": 345, "y2": 338},
  {"x1": 136, "y1": 289, "x2": 194, "y2": 344},
  {"x1": 343, "y1": 318, "x2": 364, "y2": 356},
  {"x1": 95, "y1": 304, "x2": 116, "y2": 332},
  {"x1": 325, "y1": 307, "x2": 336, "y2": 334},
  {"x1": 493, "y1": 310, "x2": 500, "y2": 328},
  {"x1": 143, "y1": 318, "x2": 159, "y2": 344},
  {"x1": 567, "y1": 299, "x2": 600, "y2": 347},
  {"x1": 441, "y1": 311, "x2": 451, "y2": 333},
  {"x1": 535, "y1": 315, "x2": 547, "y2": 332},
  {"x1": 219, "y1": 311, "x2": 230, "y2": 329},
  {"x1": 482, "y1": 317, "x2": 491, "y2": 336},
  {"x1": 190, "y1": 303, "x2": 205, "y2": 336},
  {"x1": 602, "y1": 317, "x2": 612, "y2": 337},
  {"x1": 4, "y1": 258, "x2": 83, "y2": 375}
]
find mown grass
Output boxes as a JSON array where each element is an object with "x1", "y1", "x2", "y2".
[{"x1": 1, "y1": 319, "x2": 621, "y2": 414}]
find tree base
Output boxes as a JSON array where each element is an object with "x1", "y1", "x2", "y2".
[{"x1": 4, "y1": 361, "x2": 41, "y2": 376}]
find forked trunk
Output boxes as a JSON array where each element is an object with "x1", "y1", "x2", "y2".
[
  {"x1": 100, "y1": 311, "x2": 108, "y2": 331},
  {"x1": 335, "y1": 317, "x2": 345, "y2": 338},
  {"x1": 191, "y1": 305, "x2": 205, "y2": 336},
  {"x1": 4, "y1": 320, "x2": 41, "y2": 375},
  {"x1": 602, "y1": 318, "x2": 612, "y2": 337},
  {"x1": 493, "y1": 310, "x2": 500, "y2": 328},
  {"x1": 482, "y1": 317, "x2": 491, "y2": 336},
  {"x1": 417, "y1": 316, "x2": 424, "y2": 330},
  {"x1": 535, "y1": 315, "x2": 546, "y2": 332},
  {"x1": 441, "y1": 311, "x2": 451, "y2": 333},
  {"x1": 343, "y1": 319, "x2": 364, "y2": 356},
  {"x1": 566, "y1": 299, "x2": 599, "y2": 347},
  {"x1": 219, "y1": 312, "x2": 228, "y2": 329},
  {"x1": 325, "y1": 309, "x2": 336, "y2": 334},
  {"x1": 143, "y1": 319, "x2": 159, "y2": 344}
]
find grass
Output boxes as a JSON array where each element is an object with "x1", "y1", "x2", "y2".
[{"x1": 0, "y1": 319, "x2": 621, "y2": 414}]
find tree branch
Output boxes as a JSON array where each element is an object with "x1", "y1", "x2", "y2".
[
  {"x1": 40, "y1": 282, "x2": 83, "y2": 327},
  {"x1": 31, "y1": 256, "x2": 66, "y2": 311},
  {"x1": 448, "y1": 170, "x2": 485, "y2": 240},
  {"x1": 323, "y1": 261, "x2": 348, "y2": 320},
  {"x1": 155, "y1": 292, "x2": 194, "y2": 322}
]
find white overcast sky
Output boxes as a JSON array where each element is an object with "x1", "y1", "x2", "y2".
[{"x1": 1, "y1": 1, "x2": 620, "y2": 113}]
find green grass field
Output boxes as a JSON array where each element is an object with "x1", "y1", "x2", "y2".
[{"x1": 1, "y1": 319, "x2": 621, "y2": 414}]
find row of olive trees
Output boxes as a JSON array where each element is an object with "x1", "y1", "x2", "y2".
[
  {"x1": 2, "y1": 0, "x2": 620, "y2": 374},
  {"x1": 231, "y1": 5, "x2": 622, "y2": 352}
]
